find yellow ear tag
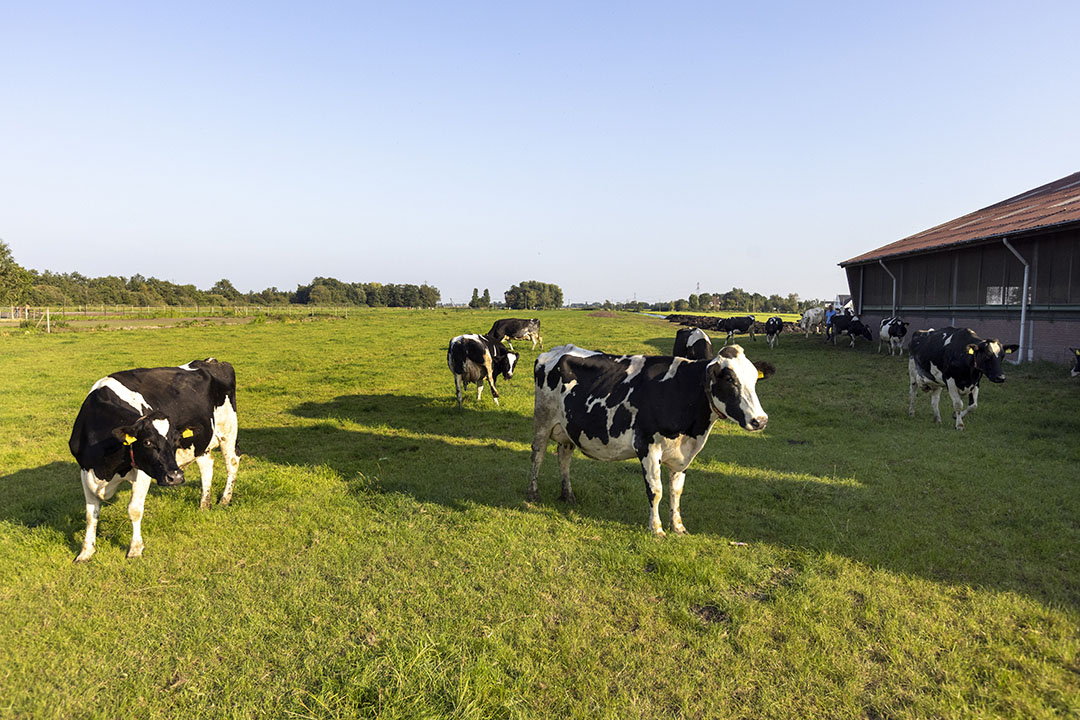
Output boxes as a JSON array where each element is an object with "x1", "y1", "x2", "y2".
[
  {"x1": 182, "y1": 429, "x2": 195, "y2": 438},
  {"x1": 1005, "y1": 348, "x2": 1014, "y2": 354},
  {"x1": 757, "y1": 371, "x2": 765, "y2": 379},
  {"x1": 123, "y1": 434, "x2": 137, "y2": 445},
  {"x1": 967, "y1": 347, "x2": 975, "y2": 355}
]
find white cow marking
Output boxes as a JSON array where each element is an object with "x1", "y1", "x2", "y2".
[
  {"x1": 89, "y1": 377, "x2": 151, "y2": 413},
  {"x1": 152, "y1": 418, "x2": 170, "y2": 438}
]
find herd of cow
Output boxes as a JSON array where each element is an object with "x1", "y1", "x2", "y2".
[{"x1": 67, "y1": 312, "x2": 1079, "y2": 560}]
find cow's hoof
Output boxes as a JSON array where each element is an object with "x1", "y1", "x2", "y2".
[
  {"x1": 672, "y1": 524, "x2": 688, "y2": 535},
  {"x1": 74, "y1": 551, "x2": 93, "y2": 563},
  {"x1": 558, "y1": 491, "x2": 576, "y2": 505},
  {"x1": 219, "y1": 495, "x2": 232, "y2": 507},
  {"x1": 651, "y1": 528, "x2": 667, "y2": 538},
  {"x1": 126, "y1": 545, "x2": 144, "y2": 559},
  {"x1": 200, "y1": 499, "x2": 212, "y2": 510},
  {"x1": 525, "y1": 491, "x2": 539, "y2": 503}
]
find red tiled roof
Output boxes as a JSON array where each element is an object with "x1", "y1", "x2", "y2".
[{"x1": 841, "y1": 171, "x2": 1080, "y2": 266}]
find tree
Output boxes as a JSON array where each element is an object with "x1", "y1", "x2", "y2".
[
  {"x1": 481, "y1": 288, "x2": 491, "y2": 307},
  {"x1": 469, "y1": 288, "x2": 481, "y2": 308},
  {"x1": 0, "y1": 240, "x2": 31, "y2": 305},
  {"x1": 505, "y1": 280, "x2": 563, "y2": 310}
]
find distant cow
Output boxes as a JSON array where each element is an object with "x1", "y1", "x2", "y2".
[
  {"x1": 908, "y1": 327, "x2": 1018, "y2": 430},
  {"x1": 528, "y1": 344, "x2": 773, "y2": 535},
  {"x1": 720, "y1": 315, "x2": 756, "y2": 344},
  {"x1": 1071, "y1": 348, "x2": 1080, "y2": 377},
  {"x1": 488, "y1": 318, "x2": 543, "y2": 350},
  {"x1": 829, "y1": 313, "x2": 873, "y2": 347},
  {"x1": 673, "y1": 327, "x2": 714, "y2": 360},
  {"x1": 69, "y1": 359, "x2": 240, "y2": 561},
  {"x1": 800, "y1": 307, "x2": 825, "y2": 337},
  {"x1": 764, "y1": 316, "x2": 783, "y2": 348},
  {"x1": 447, "y1": 334, "x2": 520, "y2": 409},
  {"x1": 878, "y1": 316, "x2": 910, "y2": 356}
]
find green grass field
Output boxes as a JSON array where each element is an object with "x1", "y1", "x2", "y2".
[{"x1": 1, "y1": 309, "x2": 1077, "y2": 719}]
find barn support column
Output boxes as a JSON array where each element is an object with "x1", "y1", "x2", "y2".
[
  {"x1": 1002, "y1": 237, "x2": 1030, "y2": 364},
  {"x1": 878, "y1": 259, "x2": 897, "y2": 316}
]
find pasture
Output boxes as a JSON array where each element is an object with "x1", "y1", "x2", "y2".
[{"x1": 1, "y1": 309, "x2": 1077, "y2": 719}]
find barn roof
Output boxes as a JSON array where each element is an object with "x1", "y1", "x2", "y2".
[{"x1": 841, "y1": 171, "x2": 1080, "y2": 266}]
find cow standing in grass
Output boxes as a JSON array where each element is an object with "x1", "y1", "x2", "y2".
[
  {"x1": 720, "y1": 315, "x2": 756, "y2": 345},
  {"x1": 447, "y1": 334, "x2": 519, "y2": 409},
  {"x1": 488, "y1": 318, "x2": 543, "y2": 351},
  {"x1": 908, "y1": 327, "x2": 1017, "y2": 430},
  {"x1": 800, "y1": 307, "x2": 825, "y2": 337},
  {"x1": 764, "y1": 316, "x2": 783, "y2": 348},
  {"x1": 69, "y1": 359, "x2": 240, "y2": 561},
  {"x1": 528, "y1": 344, "x2": 773, "y2": 535},
  {"x1": 1071, "y1": 348, "x2": 1080, "y2": 377},
  {"x1": 878, "y1": 316, "x2": 910, "y2": 356}
]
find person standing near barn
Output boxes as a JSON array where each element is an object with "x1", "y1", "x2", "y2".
[{"x1": 824, "y1": 302, "x2": 836, "y2": 342}]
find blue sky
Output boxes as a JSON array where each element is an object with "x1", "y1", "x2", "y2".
[{"x1": 2, "y1": 1, "x2": 1077, "y2": 304}]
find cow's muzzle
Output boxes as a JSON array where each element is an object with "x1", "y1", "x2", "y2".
[
  {"x1": 748, "y1": 415, "x2": 768, "y2": 431},
  {"x1": 159, "y1": 470, "x2": 186, "y2": 486},
  {"x1": 989, "y1": 375, "x2": 1006, "y2": 384}
]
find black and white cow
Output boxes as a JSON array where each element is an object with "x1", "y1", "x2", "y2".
[
  {"x1": 829, "y1": 314, "x2": 873, "y2": 347},
  {"x1": 878, "y1": 316, "x2": 910, "y2": 356},
  {"x1": 908, "y1": 327, "x2": 1018, "y2": 430},
  {"x1": 800, "y1": 307, "x2": 825, "y2": 337},
  {"x1": 1071, "y1": 348, "x2": 1080, "y2": 377},
  {"x1": 764, "y1": 316, "x2": 783, "y2": 348},
  {"x1": 487, "y1": 318, "x2": 543, "y2": 351},
  {"x1": 673, "y1": 327, "x2": 714, "y2": 360},
  {"x1": 720, "y1": 315, "x2": 756, "y2": 344},
  {"x1": 68, "y1": 359, "x2": 240, "y2": 561},
  {"x1": 447, "y1": 333, "x2": 520, "y2": 409},
  {"x1": 528, "y1": 344, "x2": 774, "y2": 535}
]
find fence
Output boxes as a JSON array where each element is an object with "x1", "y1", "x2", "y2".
[{"x1": 0, "y1": 304, "x2": 359, "y2": 331}]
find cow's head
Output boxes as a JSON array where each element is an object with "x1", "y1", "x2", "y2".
[
  {"x1": 891, "y1": 320, "x2": 909, "y2": 338},
  {"x1": 112, "y1": 411, "x2": 187, "y2": 486},
  {"x1": 967, "y1": 340, "x2": 1019, "y2": 383},
  {"x1": 496, "y1": 350, "x2": 520, "y2": 380},
  {"x1": 707, "y1": 345, "x2": 773, "y2": 431},
  {"x1": 1070, "y1": 348, "x2": 1079, "y2": 378},
  {"x1": 851, "y1": 320, "x2": 873, "y2": 342}
]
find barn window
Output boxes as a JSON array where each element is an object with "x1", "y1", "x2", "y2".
[{"x1": 955, "y1": 246, "x2": 982, "y2": 305}]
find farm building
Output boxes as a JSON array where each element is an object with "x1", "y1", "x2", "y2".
[{"x1": 840, "y1": 171, "x2": 1080, "y2": 363}]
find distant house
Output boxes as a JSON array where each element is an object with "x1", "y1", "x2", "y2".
[{"x1": 840, "y1": 171, "x2": 1080, "y2": 363}]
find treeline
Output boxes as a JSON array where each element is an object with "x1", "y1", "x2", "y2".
[
  {"x1": 600, "y1": 288, "x2": 823, "y2": 314},
  {"x1": 505, "y1": 281, "x2": 563, "y2": 310},
  {"x1": 18, "y1": 270, "x2": 440, "y2": 308}
]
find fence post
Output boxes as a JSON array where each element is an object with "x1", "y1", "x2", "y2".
[{"x1": 47, "y1": 308, "x2": 51, "y2": 333}]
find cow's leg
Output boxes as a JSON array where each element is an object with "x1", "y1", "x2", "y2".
[
  {"x1": 527, "y1": 439, "x2": 546, "y2": 502},
  {"x1": 557, "y1": 442, "x2": 575, "y2": 504},
  {"x1": 669, "y1": 469, "x2": 687, "y2": 535},
  {"x1": 908, "y1": 361, "x2": 919, "y2": 417},
  {"x1": 641, "y1": 446, "x2": 665, "y2": 536},
  {"x1": 195, "y1": 454, "x2": 215, "y2": 509},
  {"x1": 454, "y1": 374, "x2": 464, "y2": 410},
  {"x1": 76, "y1": 469, "x2": 103, "y2": 562},
  {"x1": 126, "y1": 471, "x2": 152, "y2": 559},
  {"x1": 217, "y1": 418, "x2": 241, "y2": 506},
  {"x1": 481, "y1": 356, "x2": 499, "y2": 405},
  {"x1": 946, "y1": 379, "x2": 968, "y2": 430},
  {"x1": 930, "y1": 388, "x2": 944, "y2": 424}
]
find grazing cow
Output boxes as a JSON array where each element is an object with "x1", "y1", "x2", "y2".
[
  {"x1": 488, "y1": 318, "x2": 543, "y2": 350},
  {"x1": 878, "y1": 316, "x2": 910, "y2": 356},
  {"x1": 800, "y1": 307, "x2": 825, "y2": 337},
  {"x1": 528, "y1": 344, "x2": 774, "y2": 535},
  {"x1": 764, "y1": 316, "x2": 783, "y2": 348},
  {"x1": 908, "y1": 327, "x2": 1018, "y2": 430},
  {"x1": 1071, "y1": 348, "x2": 1080, "y2": 377},
  {"x1": 829, "y1": 313, "x2": 873, "y2": 347},
  {"x1": 720, "y1": 315, "x2": 756, "y2": 344},
  {"x1": 673, "y1": 327, "x2": 714, "y2": 360},
  {"x1": 447, "y1": 333, "x2": 520, "y2": 409},
  {"x1": 68, "y1": 359, "x2": 240, "y2": 562}
]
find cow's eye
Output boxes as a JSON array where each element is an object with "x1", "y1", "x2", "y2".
[{"x1": 143, "y1": 439, "x2": 153, "y2": 447}]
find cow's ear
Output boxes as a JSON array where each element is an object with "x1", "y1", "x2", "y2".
[
  {"x1": 112, "y1": 426, "x2": 137, "y2": 445},
  {"x1": 966, "y1": 344, "x2": 978, "y2": 355},
  {"x1": 754, "y1": 361, "x2": 775, "y2": 380},
  {"x1": 1003, "y1": 344, "x2": 1019, "y2": 355}
]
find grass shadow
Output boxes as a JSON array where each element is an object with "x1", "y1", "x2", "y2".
[{"x1": 244, "y1": 418, "x2": 1080, "y2": 610}]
